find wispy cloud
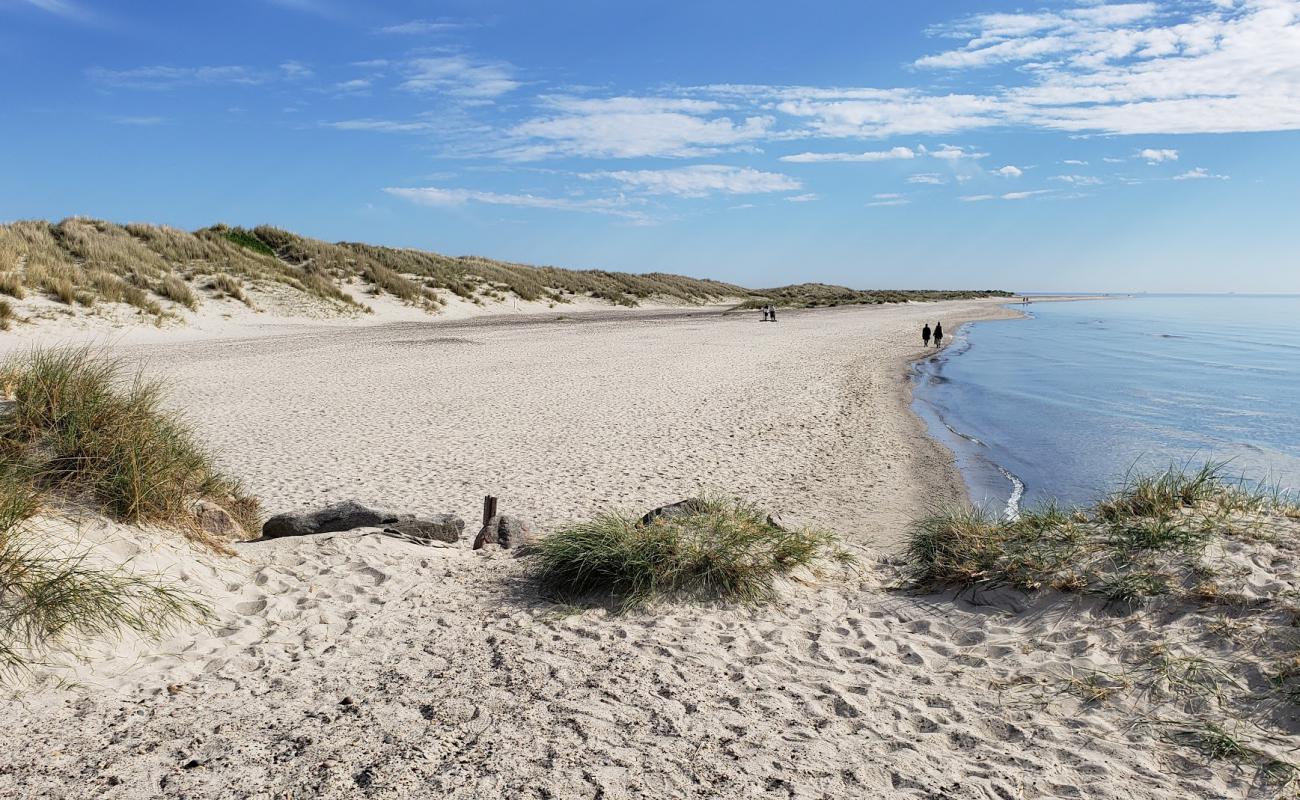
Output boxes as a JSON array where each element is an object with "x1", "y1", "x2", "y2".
[
  {"x1": 503, "y1": 96, "x2": 773, "y2": 159},
  {"x1": 385, "y1": 186, "x2": 648, "y2": 221},
  {"x1": 87, "y1": 65, "x2": 271, "y2": 90},
  {"x1": 400, "y1": 56, "x2": 519, "y2": 98},
  {"x1": 1002, "y1": 189, "x2": 1053, "y2": 200},
  {"x1": 11, "y1": 0, "x2": 95, "y2": 22},
  {"x1": 377, "y1": 18, "x2": 474, "y2": 35},
  {"x1": 589, "y1": 165, "x2": 800, "y2": 197},
  {"x1": 868, "y1": 193, "x2": 911, "y2": 206},
  {"x1": 109, "y1": 115, "x2": 166, "y2": 126},
  {"x1": 907, "y1": 173, "x2": 946, "y2": 185},
  {"x1": 785, "y1": 193, "x2": 819, "y2": 202},
  {"x1": 780, "y1": 146, "x2": 915, "y2": 163},
  {"x1": 993, "y1": 165, "x2": 1023, "y2": 177},
  {"x1": 1173, "y1": 167, "x2": 1229, "y2": 180},
  {"x1": 1052, "y1": 174, "x2": 1103, "y2": 185},
  {"x1": 961, "y1": 189, "x2": 1053, "y2": 202}
]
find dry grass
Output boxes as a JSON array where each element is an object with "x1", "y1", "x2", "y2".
[
  {"x1": 0, "y1": 272, "x2": 25, "y2": 299},
  {"x1": 1, "y1": 218, "x2": 1013, "y2": 325}
]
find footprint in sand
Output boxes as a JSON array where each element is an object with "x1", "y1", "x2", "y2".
[{"x1": 235, "y1": 598, "x2": 268, "y2": 615}]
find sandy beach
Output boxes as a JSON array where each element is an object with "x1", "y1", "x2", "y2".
[{"x1": 0, "y1": 298, "x2": 1281, "y2": 799}]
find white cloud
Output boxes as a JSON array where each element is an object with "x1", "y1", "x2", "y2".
[
  {"x1": 913, "y1": 1, "x2": 1300, "y2": 135},
  {"x1": 994, "y1": 165, "x2": 1023, "y2": 177},
  {"x1": 333, "y1": 79, "x2": 372, "y2": 93},
  {"x1": 401, "y1": 56, "x2": 519, "y2": 98},
  {"x1": 504, "y1": 96, "x2": 773, "y2": 159},
  {"x1": 907, "y1": 173, "x2": 946, "y2": 185},
  {"x1": 1001, "y1": 189, "x2": 1053, "y2": 200},
  {"x1": 1052, "y1": 174, "x2": 1103, "y2": 185},
  {"x1": 591, "y1": 165, "x2": 801, "y2": 198},
  {"x1": 924, "y1": 144, "x2": 987, "y2": 160},
  {"x1": 785, "y1": 193, "x2": 819, "y2": 202},
  {"x1": 868, "y1": 198, "x2": 911, "y2": 206},
  {"x1": 385, "y1": 186, "x2": 647, "y2": 220},
  {"x1": 960, "y1": 194, "x2": 995, "y2": 202},
  {"x1": 1064, "y1": 159, "x2": 1088, "y2": 165},
  {"x1": 780, "y1": 146, "x2": 915, "y2": 163},
  {"x1": 772, "y1": 89, "x2": 1003, "y2": 137},
  {"x1": 1139, "y1": 148, "x2": 1179, "y2": 163},
  {"x1": 1173, "y1": 167, "x2": 1229, "y2": 180}
]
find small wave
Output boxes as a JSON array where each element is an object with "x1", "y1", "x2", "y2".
[
  {"x1": 942, "y1": 420, "x2": 985, "y2": 447},
  {"x1": 1000, "y1": 466, "x2": 1025, "y2": 520}
]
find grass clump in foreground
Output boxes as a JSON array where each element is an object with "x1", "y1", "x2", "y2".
[
  {"x1": 904, "y1": 463, "x2": 1300, "y2": 788},
  {"x1": 535, "y1": 496, "x2": 855, "y2": 609},
  {"x1": 0, "y1": 346, "x2": 260, "y2": 537},
  {"x1": 903, "y1": 462, "x2": 1294, "y2": 601},
  {"x1": 0, "y1": 464, "x2": 208, "y2": 678}
]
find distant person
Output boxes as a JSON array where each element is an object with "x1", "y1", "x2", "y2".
[
  {"x1": 933, "y1": 322, "x2": 944, "y2": 347},
  {"x1": 761, "y1": 305, "x2": 769, "y2": 322},
  {"x1": 769, "y1": 305, "x2": 778, "y2": 322},
  {"x1": 922, "y1": 323, "x2": 931, "y2": 346}
]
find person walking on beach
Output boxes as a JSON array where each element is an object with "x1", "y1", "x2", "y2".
[
  {"x1": 761, "y1": 305, "x2": 770, "y2": 322},
  {"x1": 922, "y1": 323, "x2": 931, "y2": 347},
  {"x1": 933, "y1": 322, "x2": 944, "y2": 347},
  {"x1": 769, "y1": 305, "x2": 777, "y2": 322}
]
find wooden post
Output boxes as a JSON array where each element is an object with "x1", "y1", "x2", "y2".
[{"x1": 482, "y1": 495, "x2": 498, "y2": 526}]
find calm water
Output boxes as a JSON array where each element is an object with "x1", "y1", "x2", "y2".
[{"x1": 913, "y1": 295, "x2": 1300, "y2": 515}]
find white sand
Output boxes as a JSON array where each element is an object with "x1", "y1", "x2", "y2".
[{"x1": 1, "y1": 300, "x2": 1274, "y2": 798}]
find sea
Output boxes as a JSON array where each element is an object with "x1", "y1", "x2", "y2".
[{"x1": 912, "y1": 295, "x2": 1300, "y2": 517}]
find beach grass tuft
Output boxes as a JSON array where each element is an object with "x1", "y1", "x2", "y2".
[
  {"x1": 535, "y1": 495, "x2": 854, "y2": 609},
  {"x1": 0, "y1": 346, "x2": 260, "y2": 536},
  {"x1": 0, "y1": 463, "x2": 208, "y2": 679}
]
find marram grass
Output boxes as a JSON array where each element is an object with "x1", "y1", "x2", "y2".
[
  {"x1": 535, "y1": 495, "x2": 855, "y2": 609},
  {"x1": 0, "y1": 463, "x2": 208, "y2": 679},
  {"x1": 0, "y1": 346, "x2": 261, "y2": 536}
]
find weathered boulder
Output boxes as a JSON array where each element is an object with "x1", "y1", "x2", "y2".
[
  {"x1": 639, "y1": 498, "x2": 709, "y2": 527},
  {"x1": 383, "y1": 514, "x2": 463, "y2": 544},
  {"x1": 261, "y1": 500, "x2": 393, "y2": 539},
  {"x1": 473, "y1": 514, "x2": 537, "y2": 550},
  {"x1": 190, "y1": 499, "x2": 250, "y2": 541}
]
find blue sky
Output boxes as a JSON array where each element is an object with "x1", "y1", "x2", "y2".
[{"x1": 2, "y1": 0, "x2": 1298, "y2": 292}]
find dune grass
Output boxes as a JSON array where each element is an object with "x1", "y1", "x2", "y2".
[
  {"x1": 0, "y1": 462, "x2": 208, "y2": 679},
  {"x1": 902, "y1": 462, "x2": 1293, "y2": 601},
  {"x1": 738, "y1": 283, "x2": 1012, "y2": 309},
  {"x1": 0, "y1": 347, "x2": 260, "y2": 536},
  {"x1": 535, "y1": 495, "x2": 854, "y2": 609},
  {"x1": 905, "y1": 462, "x2": 1300, "y2": 785},
  {"x1": 0, "y1": 300, "x2": 13, "y2": 331},
  {"x1": 2, "y1": 218, "x2": 1011, "y2": 325}
]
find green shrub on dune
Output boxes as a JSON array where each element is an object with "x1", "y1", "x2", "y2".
[{"x1": 536, "y1": 495, "x2": 855, "y2": 609}]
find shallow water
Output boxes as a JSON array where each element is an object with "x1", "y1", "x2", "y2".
[{"x1": 913, "y1": 295, "x2": 1300, "y2": 515}]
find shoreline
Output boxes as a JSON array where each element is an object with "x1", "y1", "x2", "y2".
[{"x1": 897, "y1": 302, "x2": 1025, "y2": 521}]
